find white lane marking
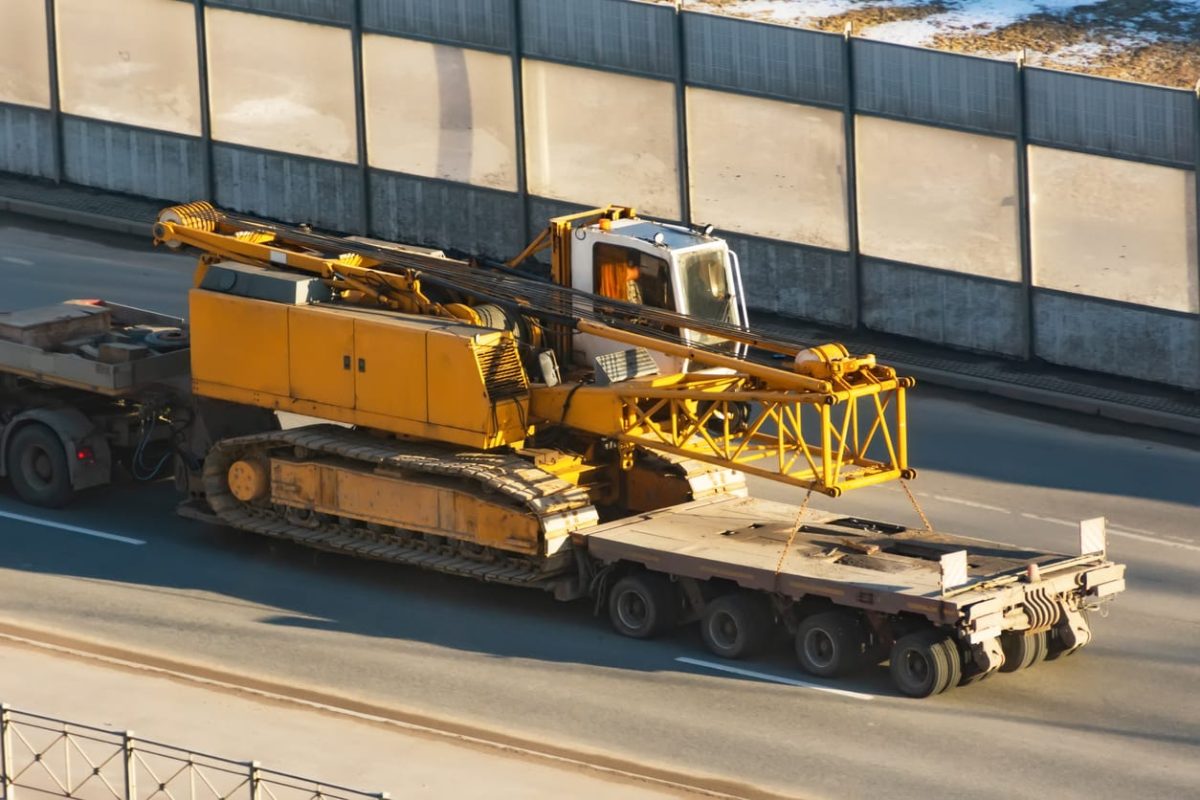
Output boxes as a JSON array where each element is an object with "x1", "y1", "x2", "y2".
[
  {"x1": 0, "y1": 256, "x2": 34, "y2": 266},
  {"x1": 1020, "y1": 512, "x2": 1074, "y2": 527},
  {"x1": 675, "y1": 657, "x2": 875, "y2": 700},
  {"x1": 1106, "y1": 529, "x2": 1200, "y2": 553},
  {"x1": 0, "y1": 509, "x2": 145, "y2": 545},
  {"x1": 926, "y1": 494, "x2": 1011, "y2": 514},
  {"x1": 1019, "y1": 512, "x2": 1200, "y2": 553}
]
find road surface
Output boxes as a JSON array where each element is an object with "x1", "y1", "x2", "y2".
[{"x1": 1, "y1": 212, "x2": 1197, "y2": 799}]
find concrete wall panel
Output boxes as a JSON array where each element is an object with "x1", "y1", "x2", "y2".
[
  {"x1": 861, "y1": 259, "x2": 1024, "y2": 356},
  {"x1": 521, "y1": 0, "x2": 676, "y2": 79},
  {"x1": 57, "y1": 0, "x2": 201, "y2": 135},
  {"x1": 213, "y1": 144, "x2": 363, "y2": 232},
  {"x1": 364, "y1": 36, "x2": 517, "y2": 190},
  {"x1": 1030, "y1": 146, "x2": 1197, "y2": 313},
  {"x1": 206, "y1": 0, "x2": 352, "y2": 25},
  {"x1": 206, "y1": 8, "x2": 357, "y2": 163},
  {"x1": 1034, "y1": 291, "x2": 1200, "y2": 389},
  {"x1": 363, "y1": 0, "x2": 512, "y2": 50},
  {"x1": 854, "y1": 40, "x2": 1017, "y2": 135},
  {"x1": 683, "y1": 13, "x2": 844, "y2": 107},
  {"x1": 726, "y1": 234, "x2": 854, "y2": 326},
  {"x1": 687, "y1": 88, "x2": 848, "y2": 249},
  {"x1": 0, "y1": 0, "x2": 50, "y2": 109},
  {"x1": 856, "y1": 116, "x2": 1020, "y2": 281},
  {"x1": 523, "y1": 60, "x2": 679, "y2": 218},
  {"x1": 0, "y1": 104, "x2": 55, "y2": 178},
  {"x1": 63, "y1": 117, "x2": 203, "y2": 200},
  {"x1": 370, "y1": 170, "x2": 524, "y2": 261},
  {"x1": 1026, "y1": 69, "x2": 1194, "y2": 167}
]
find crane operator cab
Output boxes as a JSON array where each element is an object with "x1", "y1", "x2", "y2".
[{"x1": 570, "y1": 217, "x2": 748, "y2": 375}]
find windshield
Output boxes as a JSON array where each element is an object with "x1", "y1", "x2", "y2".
[{"x1": 677, "y1": 247, "x2": 736, "y2": 347}]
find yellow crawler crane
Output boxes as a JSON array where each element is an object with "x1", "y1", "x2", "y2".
[
  {"x1": 155, "y1": 201, "x2": 910, "y2": 563},
  {"x1": 149, "y1": 202, "x2": 1126, "y2": 699}
]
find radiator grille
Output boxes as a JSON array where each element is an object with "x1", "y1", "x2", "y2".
[{"x1": 476, "y1": 338, "x2": 528, "y2": 401}]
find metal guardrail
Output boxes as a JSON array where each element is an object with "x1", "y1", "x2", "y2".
[{"x1": 0, "y1": 705, "x2": 388, "y2": 800}]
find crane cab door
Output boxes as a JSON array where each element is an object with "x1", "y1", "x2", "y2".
[{"x1": 570, "y1": 236, "x2": 686, "y2": 375}]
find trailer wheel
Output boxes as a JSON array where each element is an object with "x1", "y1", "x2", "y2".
[
  {"x1": 700, "y1": 593, "x2": 773, "y2": 659},
  {"x1": 998, "y1": 630, "x2": 1048, "y2": 672},
  {"x1": 795, "y1": 610, "x2": 869, "y2": 678},
  {"x1": 7, "y1": 424, "x2": 73, "y2": 508},
  {"x1": 889, "y1": 630, "x2": 956, "y2": 698},
  {"x1": 936, "y1": 638, "x2": 963, "y2": 692},
  {"x1": 608, "y1": 572, "x2": 678, "y2": 639}
]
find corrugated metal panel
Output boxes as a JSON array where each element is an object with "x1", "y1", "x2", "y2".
[
  {"x1": 0, "y1": 104, "x2": 55, "y2": 179},
  {"x1": 62, "y1": 117, "x2": 203, "y2": 201},
  {"x1": 722, "y1": 233, "x2": 853, "y2": 326},
  {"x1": 1033, "y1": 291, "x2": 1199, "y2": 389},
  {"x1": 205, "y1": 0, "x2": 352, "y2": 25},
  {"x1": 854, "y1": 40, "x2": 1017, "y2": 135},
  {"x1": 1026, "y1": 69, "x2": 1194, "y2": 167},
  {"x1": 213, "y1": 144, "x2": 363, "y2": 232},
  {"x1": 527, "y1": 195, "x2": 590, "y2": 245},
  {"x1": 861, "y1": 259, "x2": 1024, "y2": 357},
  {"x1": 370, "y1": 170, "x2": 524, "y2": 260},
  {"x1": 363, "y1": 0, "x2": 512, "y2": 50},
  {"x1": 683, "y1": 13, "x2": 844, "y2": 107},
  {"x1": 521, "y1": 0, "x2": 676, "y2": 79}
]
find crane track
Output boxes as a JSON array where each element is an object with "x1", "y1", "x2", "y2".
[
  {"x1": 196, "y1": 425, "x2": 747, "y2": 591},
  {"x1": 201, "y1": 425, "x2": 598, "y2": 589}
]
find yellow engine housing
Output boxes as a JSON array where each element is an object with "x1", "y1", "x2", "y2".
[{"x1": 189, "y1": 286, "x2": 531, "y2": 449}]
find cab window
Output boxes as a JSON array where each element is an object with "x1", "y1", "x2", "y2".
[{"x1": 593, "y1": 243, "x2": 673, "y2": 310}]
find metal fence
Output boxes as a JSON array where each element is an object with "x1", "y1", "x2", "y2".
[
  {"x1": 0, "y1": 705, "x2": 387, "y2": 800},
  {"x1": 0, "y1": 0, "x2": 1196, "y2": 390}
]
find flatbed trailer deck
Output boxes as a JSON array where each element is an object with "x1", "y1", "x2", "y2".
[
  {"x1": 574, "y1": 495, "x2": 1124, "y2": 696},
  {"x1": 0, "y1": 301, "x2": 190, "y2": 506},
  {"x1": 582, "y1": 495, "x2": 1121, "y2": 621}
]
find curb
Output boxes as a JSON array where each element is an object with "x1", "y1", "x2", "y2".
[
  {"x1": 3, "y1": 196, "x2": 1197, "y2": 438},
  {"x1": 894, "y1": 362, "x2": 1200, "y2": 438},
  {"x1": 0, "y1": 195, "x2": 154, "y2": 238}
]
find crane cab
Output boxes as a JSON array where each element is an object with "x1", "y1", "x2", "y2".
[{"x1": 565, "y1": 216, "x2": 747, "y2": 375}]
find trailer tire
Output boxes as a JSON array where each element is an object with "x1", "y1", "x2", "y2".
[
  {"x1": 936, "y1": 638, "x2": 963, "y2": 693},
  {"x1": 999, "y1": 630, "x2": 1048, "y2": 672},
  {"x1": 795, "y1": 610, "x2": 869, "y2": 678},
  {"x1": 889, "y1": 630, "x2": 955, "y2": 698},
  {"x1": 608, "y1": 572, "x2": 678, "y2": 640},
  {"x1": 700, "y1": 593, "x2": 773, "y2": 659},
  {"x1": 7, "y1": 424, "x2": 73, "y2": 508}
]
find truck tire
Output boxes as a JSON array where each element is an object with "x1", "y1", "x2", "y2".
[
  {"x1": 7, "y1": 424, "x2": 73, "y2": 508},
  {"x1": 700, "y1": 593, "x2": 774, "y2": 659},
  {"x1": 795, "y1": 609, "x2": 869, "y2": 678},
  {"x1": 999, "y1": 630, "x2": 1048, "y2": 672},
  {"x1": 608, "y1": 572, "x2": 678, "y2": 639},
  {"x1": 889, "y1": 629, "x2": 955, "y2": 698}
]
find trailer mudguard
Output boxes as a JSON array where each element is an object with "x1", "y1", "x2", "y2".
[{"x1": 0, "y1": 407, "x2": 112, "y2": 490}]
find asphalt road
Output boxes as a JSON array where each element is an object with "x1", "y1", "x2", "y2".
[{"x1": 1, "y1": 212, "x2": 1198, "y2": 800}]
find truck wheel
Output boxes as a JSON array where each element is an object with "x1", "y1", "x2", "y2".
[
  {"x1": 889, "y1": 630, "x2": 955, "y2": 698},
  {"x1": 999, "y1": 630, "x2": 1048, "y2": 672},
  {"x1": 608, "y1": 572, "x2": 678, "y2": 639},
  {"x1": 7, "y1": 424, "x2": 73, "y2": 508},
  {"x1": 795, "y1": 610, "x2": 868, "y2": 678},
  {"x1": 700, "y1": 593, "x2": 773, "y2": 659}
]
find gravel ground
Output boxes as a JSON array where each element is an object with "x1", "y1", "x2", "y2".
[{"x1": 673, "y1": 1, "x2": 1200, "y2": 88}]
